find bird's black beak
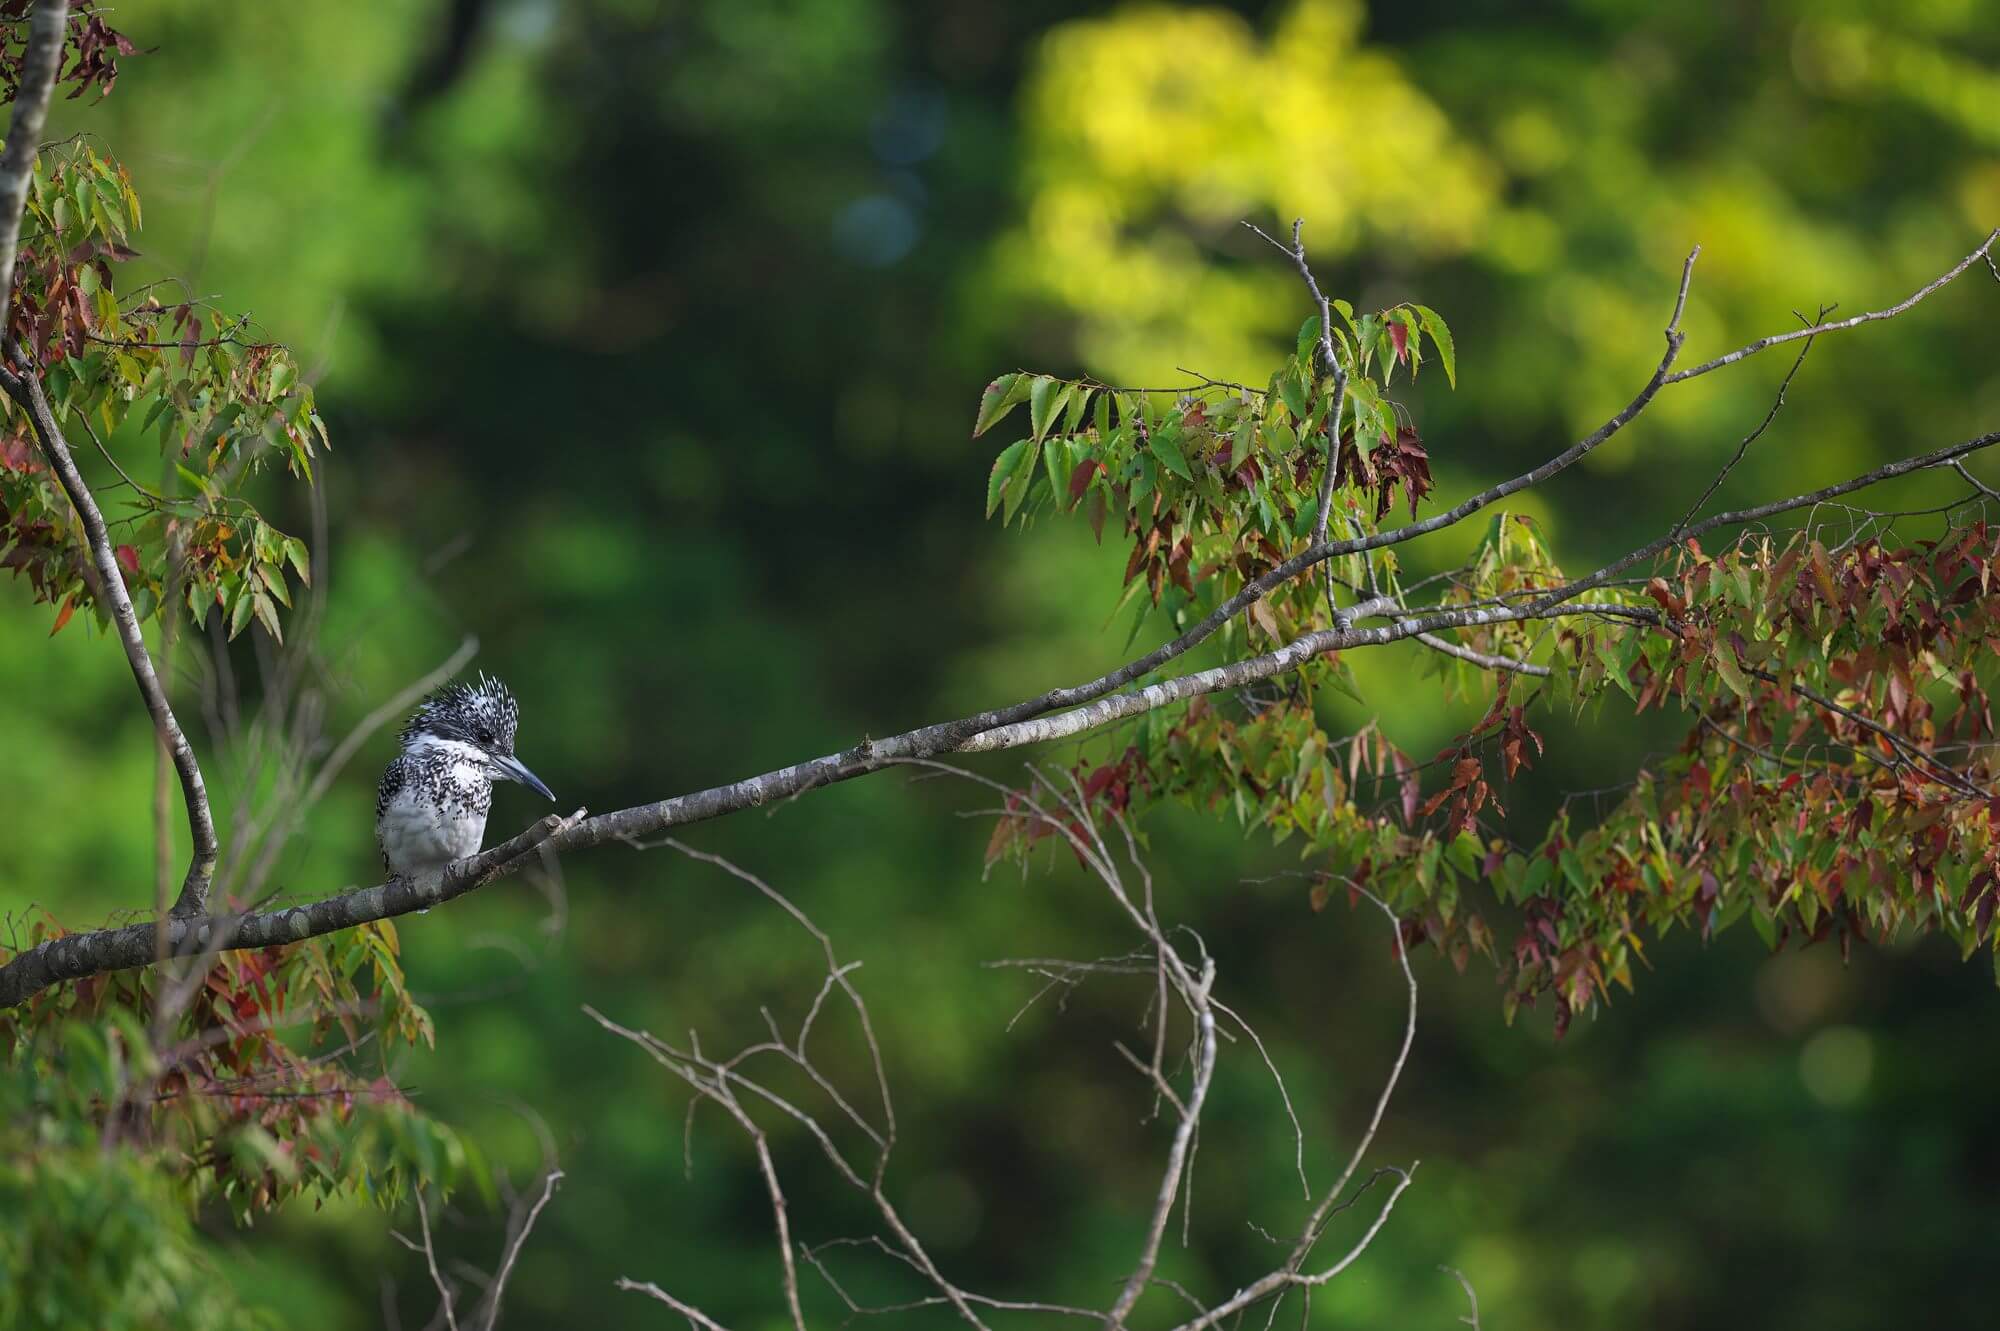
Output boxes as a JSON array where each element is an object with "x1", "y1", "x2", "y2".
[{"x1": 494, "y1": 754, "x2": 556, "y2": 802}]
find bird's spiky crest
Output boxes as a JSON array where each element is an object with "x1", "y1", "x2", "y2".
[{"x1": 400, "y1": 671, "x2": 521, "y2": 751}]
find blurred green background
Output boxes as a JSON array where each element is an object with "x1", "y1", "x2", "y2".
[{"x1": 4, "y1": 0, "x2": 1999, "y2": 1326}]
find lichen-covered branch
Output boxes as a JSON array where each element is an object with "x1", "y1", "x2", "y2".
[{"x1": 0, "y1": 0, "x2": 67, "y2": 334}]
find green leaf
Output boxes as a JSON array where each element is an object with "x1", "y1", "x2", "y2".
[
  {"x1": 228, "y1": 581, "x2": 255, "y2": 640},
  {"x1": 1043, "y1": 436, "x2": 1075, "y2": 510},
  {"x1": 1002, "y1": 439, "x2": 1043, "y2": 524},
  {"x1": 1296, "y1": 314, "x2": 1321, "y2": 361},
  {"x1": 973, "y1": 373, "x2": 1026, "y2": 436},
  {"x1": 985, "y1": 439, "x2": 1029, "y2": 518},
  {"x1": 1150, "y1": 428, "x2": 1192, "y2": 480},
  {"x1": 284, "y1": 536, "x2": 312, "y2": 586},
  {"x1": 257, "y1": 561, "x2": 293, "y2": 609},
  {"x1": 1323, "y1": 655, "x2": 1365, "y2": 704},
  {"x1": 1029, "y1": 376, "x2": 1070, "y2": 442},
  {"x1": 1355, "y1": 313, "x2": 1380, "y2": 371},
  {"x1": 1713, "y1": 642, "x2": 1753, "y2": 699},
  {"x1": 252, "y1": 590, "x2": 283, "y2": 642},
  {"x1": 1230, "y1": 416, "x2": 1254, "y2": 470},
  {"x1": 1415, "y1": 305, "x2": 1456, "y2": 389},
  {"x1": 1119, "y1": 584, "x2": 1154, "y2": 651},
  {"x1": 1063, "y1": 385, "x2": 1092, "y2": 435},
  {"x1": 1279, "y1": 370, "x2": 1309, "y2": 423}
]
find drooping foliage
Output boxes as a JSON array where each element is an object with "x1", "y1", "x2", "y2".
[
  {"x1": 0, "y1": 124, "x2": 323, "y2": 642},
  {"x1": 977, "y1": 286, "x2": 2000, "y2": 1031}
]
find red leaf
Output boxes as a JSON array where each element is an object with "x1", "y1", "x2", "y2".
[
  {"x1": 1082, "y1": 765, "x2": 1117, "y2": 802},
  {"x1": 115, "y1": 544, "x2": 140, "y2": 576},
  {"x1": 1389, "y1": 319, "x2": 1409, "y2": 365},
  {"x1": 1068, "y1": 458, "x2": 1102, "y2": 503},
  {"x1": 48, "y1": 597, "x2": 75, "y2": 635}
]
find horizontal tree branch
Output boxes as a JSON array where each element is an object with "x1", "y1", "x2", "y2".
[
  {"x1": 958, "y1": 601, "x2": 1654, "y2": 753},
  {"x1": 6, "y1": 237, "x2": 1996, "y2": 1008},
  {"x1": 0, "y1": 813, "x2": 581, "y2": 1008}
]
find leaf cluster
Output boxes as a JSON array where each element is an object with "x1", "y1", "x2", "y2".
[{"x1": 0, "y1": 141, "x2": 322, "y2": 643}]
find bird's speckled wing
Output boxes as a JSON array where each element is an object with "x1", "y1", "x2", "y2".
[{"x1": 375, "y1": 752, "x2": 413, "y2": 873}]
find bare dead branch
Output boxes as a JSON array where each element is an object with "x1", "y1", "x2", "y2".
[
  {"x1": 471, "y1": 1169, "x2": 563, "y2": 1331},
  {"x1": 411, "y1": 1187, "x2": 460, "y2": 1331},
  {"x1": 1442, "y1": 1265, "x2": 1483, "y2": 1330},
  {"x1": 1673, "y1": 303, "x2": 1828, "y2": 537},
  {"x1": 616, "y1": 1279, "x2": 737, "y2": 1329},
  {"x1": 603, "y1": 769, "x2": 1424, "y2": 1330},
  {"x1": 1663, "y1": 228, "x2": 2000, "y2": 383}
]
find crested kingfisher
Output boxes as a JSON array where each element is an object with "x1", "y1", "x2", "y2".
[{"x1": 376, "y1": 673, "x2": 555, "y2": 885}]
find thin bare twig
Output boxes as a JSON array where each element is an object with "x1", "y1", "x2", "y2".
[
  {"x1": 1663, "y1": 228, "x2": 2000, "y2": 383},
  {"x1": 412, "y1": 1187, "x2": 459, "y2": 1331},
  {"x1": 1441, "y1": 1266, "x2": 1482, "y2": 1330}
]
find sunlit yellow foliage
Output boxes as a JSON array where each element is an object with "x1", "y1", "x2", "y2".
[
  {"x1": 999, "y1": 0, "x2": 2000, "y2": 476},
  {"x1": 993, "y1": 0, "x2": 1498, "y2": 384}
]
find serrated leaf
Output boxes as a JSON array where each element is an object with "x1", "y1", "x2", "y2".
[
  {"x1": 986, "y1": 439, "x2": 1030, "y2": 518},
  {"x1": 228, "y1": 584, "x2": 255, "y2": 639},
  {"x1": 1002, "y1": 439, "x2": 1042, "y2": 524},
  {"x1": 1150, "y1": 429, "x2": 1192, "y2": 480},
  {"x1": 1279, "y1": 370, "x2": 1309, "y2": 422},
  {"x1": 974, "y1": 373, "x2": 1024, "y2": 436},
  {"x1": 253, "y1": 590, "x2": 282, "y2": 642},
  {"x1": 1063, "y1": 385, "x2": 1091, "y2": 435},
  {"x1": 1230, "y1": 416, "x2": 1254, "y2": 470},
  {"x1": 1028, "y1": 376, "x2": 1069, "y2": 442},
  {"x1": 284, "y1": 536, "x2": 312, "y2": 586},
  {"x1": 1043, "y1": 436, "x2": 1075, "y2": 511},
  {"x1": 1415, "y1": 305, "x2": 1456, "y2": 389},
  {"x1": 1355, "y1": 313, "x2": 1380, "y2": 370},
  {"x1": 1713, "y1": 642, "x2": 1753, "y2": 699},
  {"x1": 1297, "y1": 314, "x2": 1321, "y2": 361},
  {"x1": 257, "y1": 562, "x2": 293, "y2": 608}
]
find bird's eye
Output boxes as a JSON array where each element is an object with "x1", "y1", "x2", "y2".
[{"x1": 477, "y1": 728, "x2": 493, "y2": 745}]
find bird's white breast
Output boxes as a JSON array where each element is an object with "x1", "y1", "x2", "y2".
[{"x1": 379, "y1": 741, "x2": 492, "y2": 882}]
